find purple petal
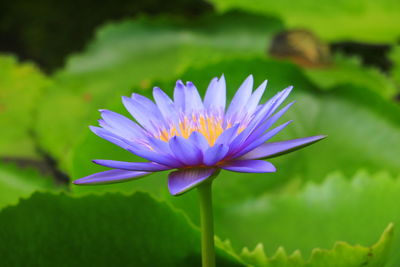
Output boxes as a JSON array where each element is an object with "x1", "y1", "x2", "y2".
[
  {"x1": 127, "y1": 146, "x2": 182, "y2": 168},
  {"x1": 73, "y1": 169, "x2": 150, "y2": 185},
  {"x1": 235, "y1": 121, "x2": 293, "y2": 157},
  {"x1": 185, "y1": 82, "x2": 203, "y2": 114},
  {"x1": 168, "y1": 168, "x2": 217, "y2": 195},
  {"x1": 204, "y1": 75, "x2": 226, "y2": 113},
  {"x1": 92, "y1": 160, "x2": 171, "y2": 171},
  {"x1": 221, "y1": 160, "x2": 276, "y2": 173},
  {"x1": 245, "y1": 80, "x2": 267, "y2": 116},
  {"x1": 243, "y1": 101, "x2": 295, "y2": 145},
  {"x1": 203, "y1": 144, "x2": 229, "y2": 166},
  {"x1": 122, "y1": 94, "x2": 165, "y2": 132},
  {"x1": 240, "y1": 135, "x2": 327, "y2": 160},
  {"x1": 226, "y1": 89, "x2": 292, "y2": 154},
  {"x1": 90, "y1": 126, "x2": 134, "y2": 150},
  {"x1": 99, "y1": 110, "x2": 146, "y2": 140},
  {"x1": 215, "y1": 124, "x2": 240, "y2": 146},
  {"x1": 188, "y1": 131, "x2": 210, "y2": 153},
  {"x1": 153, "y1": 87, "x2": 178, "y2": 123},
  {"x1": 169, "y1": 136, "x2": 203, "y2": 166},
  {"x1": 249, "y1": 86, "x2": 293, "y2": 131},
  {"x1": 147, "y1": 137, "x2": 174, "y2": 155},
  {"x1": 174, "y1": 80, "x2": 186, "y2": 112},
  {"x1": 226, "y1": 75, "x2": 253, "y2": 119}
]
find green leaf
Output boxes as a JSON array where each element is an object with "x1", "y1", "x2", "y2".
[
  {"x1": 303, "y1": 53, "x2": 398, "y2": 99},
  {"x1": 0, "y1": 191, "x2": 243, "y2": 266},
  {"x1": 239, "y1": 223, "x2": 394, "y2": 267},
  {"x1": 0, "y1": 55, "x2": 51, "y2": 158},
  {"x1": 34, "y1": 13, "x2": 283, "y2": 170},
  {"x1": 0, "y1": 161, "x2": 56, "y2": 209},
  {"x1": 389, "y1": 45, "x2": 400, "y2": 86},
  {"x1": 216, "y1": 171, "x2": 400, "y2": 267},
  {"x1": 208, "y1": 0, "x2": 400, "y2": 42}
]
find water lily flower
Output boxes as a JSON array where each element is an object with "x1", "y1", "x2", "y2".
[
  {"x1": 73, "y1": 75, "x2": 325, "y2": 195},
  {"x1": 73, "y1": 75, "x2": 326, "y2": 267}
]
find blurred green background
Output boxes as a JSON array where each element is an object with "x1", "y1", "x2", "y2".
[{"x1": 0, "y1": 0, "x2": 399, "y2": 266}]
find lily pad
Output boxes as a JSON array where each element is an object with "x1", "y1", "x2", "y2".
[
  {"x1": 216, "y1": 171, "x2": 399, "y2": 267},
  {"x1": 240, "y1": 224, "x2": 393, "y2": 267},
  {"x1": 303, "y1": 53, "x2": 398, "y2": 99},
  {"x1": 222, "y1": 223, "x2": 393, "y2": 267},
  {"x1": 0, "y1": 191, "x2": 242, "y2": 266},
  {"x1": 0, "y1": 161, "x2": 56, "y2": 209},
  {"x1": 389, "y1": 45, "x2": 400, "y2": 87},
  {"x1": 209, "y1": 0, "x2": 400, "y2": 42},
  {"x1": 0, "y1": 55, "x2": 51, "y2": 158}
]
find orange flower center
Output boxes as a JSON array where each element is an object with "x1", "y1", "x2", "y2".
[{"x1": 157, "y1": 113, "x2": 246, "y2": 146}]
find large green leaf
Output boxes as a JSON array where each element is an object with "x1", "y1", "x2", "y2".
[
  {"x1": 0, "y1": 191, "x2": 242, "y2": 267},
  {"x1": 0, "y1": 55, "x2": 51, "y2": 158},
  {"x1": 1, "y1": 186, "x2": 393, "y2": 267},
  {"x1": 0, "y1": 161, "x2": 56, "y2": 209},
  {"x1": 303, "y1": 53, "x2": 398, "y2": 99},
  {"x1": 219, "y1": 223, "x2": 393, "y2": 267},
  {"x1": 208, "y1": 0, "x2": 400, "y2": 42},
  {"x1": 389, "y1": 45, "x2": 400, "y2": 86},
  {"x1": 216, "y1": 171, "x2": 400, "y2": 267},
  {"x1": 34, "y1": 12, "x2": 283, "y2": 170}
]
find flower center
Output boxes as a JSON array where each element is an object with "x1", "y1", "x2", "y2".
[{"x1": 157, "y1": 113, "x2": 246, "y2": 146}]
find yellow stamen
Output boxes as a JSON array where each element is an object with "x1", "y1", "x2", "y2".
[{"x1": 156, "y1": 113, "x2": 245, "y2": 146}]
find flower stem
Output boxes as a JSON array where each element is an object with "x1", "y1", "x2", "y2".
[{"x1": 198, "y1": 181, "x2": 215, "y2": 267}]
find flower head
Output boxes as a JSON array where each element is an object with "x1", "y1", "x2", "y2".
[{"x1": 73, "y1": 75, "x2": 326, "y2": 195}]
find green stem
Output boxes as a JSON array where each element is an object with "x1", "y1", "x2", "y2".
[{"x1": 198, "y1": 181, "x2": 216, "y2": 267}]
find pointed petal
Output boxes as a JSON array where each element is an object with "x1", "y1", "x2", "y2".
[
  {"x1": 185, "y1": 82, "x2": 203, "y2": 114},
  {"x1": 127, "y1": 146, "x2": 182, "y2": 168},
  {"x1": 249, "y1": 86, "x2": 293, "y2": 132},
  {"x1": 92, "y1": 160, "x2": 171, "y2": 171},
  {"x1": 226, "y1": 75, "x2": 253, "y2": 119},
  {"x1": 73, "y1": 169, "x2": 150, "y2": 185},
  {"x1": 141, "y1": 137, "x2": 184, "y2": 167},
  {"x1": 168, "y1": 168, "x2": 217, "y2": 195},
  {"x1": 203, "y1": 144, "x2": 229, "y2": 166},
  {"x1": 122, "y1": 94, "x2": 165, "y2": 132},
  {"x1": 90, "y1": 126, "x2": 133, "y2": 150},
  {"x1": 204, "y1": 75, "x2": 226, "y2": 112},
  {"x1": 147, "y1": 137, "x2": 173, "y2": 155},
  {"x1": 153, "y1": 87, "x2": 178, "y2": 122},
  {"x1": 169, "y1": 136, "x2": 203, "y2": 166},
  {"x1": 235, "y1": 121, "x2": 293, "y2": 157},
  {"x1": 245, "y1": 80, "x2": 267, "y2": 116},
  {"x1": 99, "y1": 110, "x2": 146, "y2": 140},
  {"x1": 225, "y1": 85, "x2": 293, "y2": 154},
  {"x1": 244, "y1": 101, "x2": 295, "y2": 145},
  {"x1": 215, "y1": 124, "x2": 240, "y2": 146},
  {"x1": 174, "y1": 80, "x2": 186, "y2": 112},
  {"x1": 221, "y1": 160, "x2": 276, "y2": 173},
  {"x1": 228, "y1": 107, "x2": 293, "y2": 157},
  {"x1": 240, "y1": 135, "x2": 327, "y2": 160},
  {"x1": 188, "y1": 131, "x2": 210, "y2": 153}
]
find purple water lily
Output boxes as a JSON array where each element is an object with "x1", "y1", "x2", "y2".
[{"x1": 73, "y1": 75, "x2": 326, "y2": 195}]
